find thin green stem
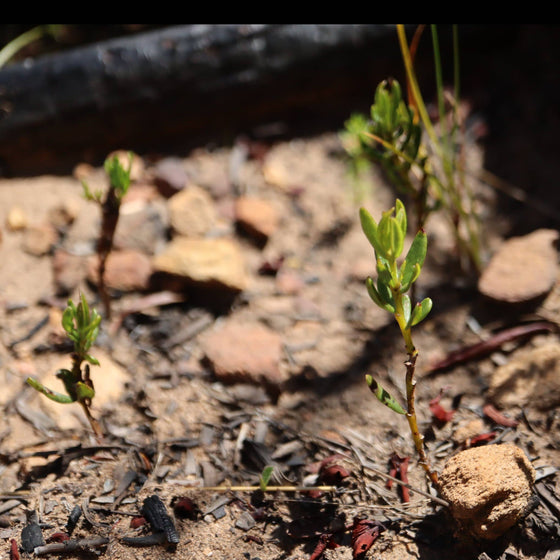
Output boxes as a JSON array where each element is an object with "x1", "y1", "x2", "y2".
[{"x1": 0, "y1": 25, "x2": 59, "y2": 68}]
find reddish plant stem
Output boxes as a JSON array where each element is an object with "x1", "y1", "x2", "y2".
[
  {"x1": 405, "y1": 352, "x2": 439, "y2": 488},
  {"x1": 97, "y1": 186, "x2": 120, "y2": 319}
]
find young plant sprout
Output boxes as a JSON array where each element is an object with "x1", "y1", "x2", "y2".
[
  {"x1": 26, "y1": 294, "x2": 103, "y2": 438},
  {"x1": 360, "y1": 199, "x2": 438, "y2": 487},
  {"x1": 83, "y1": 152, "x2": 133, "y2": 319},
  {"x1": 343, "y1": 25, "x2": 482, "y2": 274}
]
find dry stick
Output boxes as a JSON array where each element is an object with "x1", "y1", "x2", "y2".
[
  {"x1": 33, "y1": 537, "x2": 109, "y2": 556},
  {"x1": 175, "y1": 480, "x2": 449, "y2": 508}
]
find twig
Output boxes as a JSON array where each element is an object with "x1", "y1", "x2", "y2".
[
  {"x1": 168, "y1": 483, "x2": 338, "y2": 493},
  {"x1": 427, "y1": 321, "x2": 556, "y2": 374},
  {"x1": 33, "y1": 537, "x2": 109, "y2": 556},
  {"x1": 360, "y1": 458, "x2": 448, "y2": 508}
]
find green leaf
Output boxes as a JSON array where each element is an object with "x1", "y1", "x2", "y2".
[
  {"x1": 26, "y1": 377, "x2": 75, "y2": 404},
  {"x1": 259, "y1": 466, "x2": 274, "y2": 491},
  {"x1": 75, "y1": 381, "x2": 95, "y2": 402},
  {"x1": 84, "y1": 354, "x2": 100, "y2": 366},
  {"x1": 400, "y1": 229, "x2": 427, "y2": 293},
  {"x1": 409, "y1": 297, "x2": 433, "y2": 327},
  {"x1": 359, "y1": 207, "x2": 381, "y2": 256},
  {"x1": 377, "y1": 211, "x2": 403, "y2": 260},
  {"x1": 366, "y1": 277, "x2": 395, "y2": 313},
  {"x1": 401, "y1": 294, "x2": 411, "y2": 325},
  {"x1": 394, "y1": 198, "x2": 407, "y2": 238},
  {"x1": 61, "y1": 306, "x2": 75, "y2": 334},
  {"x1": 375, "y1": 265, "x2": 396, "y2": 310},
  {"x1": 365, "y1": 374, "x2": 406, "y2": 414}
]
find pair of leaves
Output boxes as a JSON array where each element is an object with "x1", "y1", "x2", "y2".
[{"x1": 27, "y1": 373, "x2": 94, "y2": 405}]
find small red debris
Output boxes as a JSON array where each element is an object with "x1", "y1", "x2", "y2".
[
  {"x1": 351, "y1": 518, "x2": 384, "y2": 559},
  {"x1": 47, "y1": 532, "x2": 70, "y2": 543},
  {"x1": 172, "y1": 496, "x2": 200, "y2": 519},
  {"x1": 429, "y1": 389, "x2": 456, "y2": 424},
  {"x1": 309, "y1": 532, "x2": 339, "y2": 560},
  {"x1": 318, "y1": 462, "x2": 351, "y2": 486},
  {"x1": 386, "y1": 452, "x2": 410, "y2": 502},
  {"x1": 482, "y1": 403, "x2": 519, "y2": 428},
  {"x1": 467, "y1": 431, "x2": 497, "y2": 447},
  {"x1": 130, "y1": 516, "x2": 147, "y2": 529},
  {"x1": 10, "y1": 539, "x2": 19, "y2": 560}
]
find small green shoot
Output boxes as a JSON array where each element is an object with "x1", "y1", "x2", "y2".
[
  {"x1": 342, "y1": 24, "x2": 482, "y2": 274},
  {"x1": 360, "y1": 200, "x2": 438, "y2": 487},
  {"x1": 83, "y1": 152, "x2": 133, "y2": 319},
  {"x1": 259, "y1": 466, "x2": 274, "y2": 492},
  {"x1": 26, "y1": 293, "x2": 103, "y2": 438}
]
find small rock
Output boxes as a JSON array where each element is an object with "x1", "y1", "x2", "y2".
[
  {"x1": 200, "y1": 320, "x2": 284, "y2": 387},
  {"x1": 235, "y1": 511, "x2": 256, "y2": 531},
  {"x1": 235, "y1": 196, "x2": 278, "y2": 243},
  {"x1": 6, "y1": 206, "x2": 27, "y2": 231},
  {"x1": 488, "y1": 341, "x2": 560, "y2": 411},
  {"x1": 113, "y1": 198, "x2": 169, "y2": 254},
  {"x1": 52, "y1": 249, "x2": 89, "y2": 295},
  {"x1": 152, "y1": 237, "x2": 247, "y2": 292},
  {"x1": 451, "y1": 418, "x2": 486, "y2": 445},
  {"x1": 479, "y1": 229, "x2": 559, "y2": 303},
  {"x1": 168, "y1": 185, "x2": 218, "y2": 237},
  {"x1": 439, "y1": 443, "x2": 536, "y2": 540},
  {"x1": 23, "y1": 223, "x2": 59, "y2": 256},
  {"x1": 275, "y1": 269, "x2": 305, "y2": 295},
  {"x1": 153, "y1": 157, "x2": 189, "y2": 197},
  {"x1": 87, "y1": 249, "x2": 153, "y2": 292},
  {"x1": 47, "y1": 200, "x2": 79, "y2": 230}
]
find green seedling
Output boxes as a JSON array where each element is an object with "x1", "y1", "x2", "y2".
[
  {"x1": 26, "y1": 294, "x2": 103, "y2": 438},
  {"x1": 83, "y1": 152, "x2": 133, "y2": 319},
  {"x1": 259, "y1": 466, "x2": 274, "y2": 492},
  {"x1": 360, "y1": 199, "x2": 438, "y2": 487},
  {"x1": 342, "y1": 24, "x2": 481, "y2": 274}
]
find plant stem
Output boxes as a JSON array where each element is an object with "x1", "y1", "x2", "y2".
[
  {"x1": 404, "y1": 353, "x2": 438, "y2": 488},
  {"x1": 394, "y1": 292, "x2": 439, "y2": 487},
  {"x1": 97, "y1": 186, "x2": 120, "y2": 319}
]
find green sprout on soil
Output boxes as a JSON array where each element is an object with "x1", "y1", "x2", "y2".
[
  {"x1": 26, "y1": 293, "x2": 103, "y2": 438},
  {"x1": 83, "y1": 152, "x2": 133, "y2": 319},
  {"x1": 360, "y1": 199, "x2": 439, "y2": 487},
  {"x1": 259, "y1": 466, "x2": 274, "y2": 492},
  {"x1": 342, "y1": 24, "x2": 481, "y2": 274}
]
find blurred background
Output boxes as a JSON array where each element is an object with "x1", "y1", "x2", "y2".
[{"x1": 1, "y1": 24, "x2": 559, "y2": 234}]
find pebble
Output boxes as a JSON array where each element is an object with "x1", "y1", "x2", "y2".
[
  {"x1": 235, "y1": 196, "x2": 278, "y2": 243},
  {"x1": 168, "y1": 185, "x2": 218, "y2": 237},
  {"x1": 478, "y1": 229, "x2": 559, "y2": 303},
  {"x1": 6, "y1": 205, "x2": 27, "y2": 230},
  {"x1": 200, "y1": 319, "x2": 284, "y2": 387},
  {"x1": 488, "y1": 341, "x2": 560, "y2": 410},
  {"x1": 439, "y1": 443, "x2": 536, "y2": 540},
  {"x1": 23, "y1": 223, "x2": 59, "y2": 256},
  {"x1": 87, "y1": 249, "x2": 153, "y2": 292},
  {"x1": 113, "y1": 197, "x2": 169, "y2": 254},
  {"x1": 153, "y1": 156, "x2": 189, "y2": 197},
  {"x1": 152, "y1": 237, "x2": 247, "y2": 292},
  {"x1": 52, "y1": 249, "x2": 89, "y2": 295}
]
